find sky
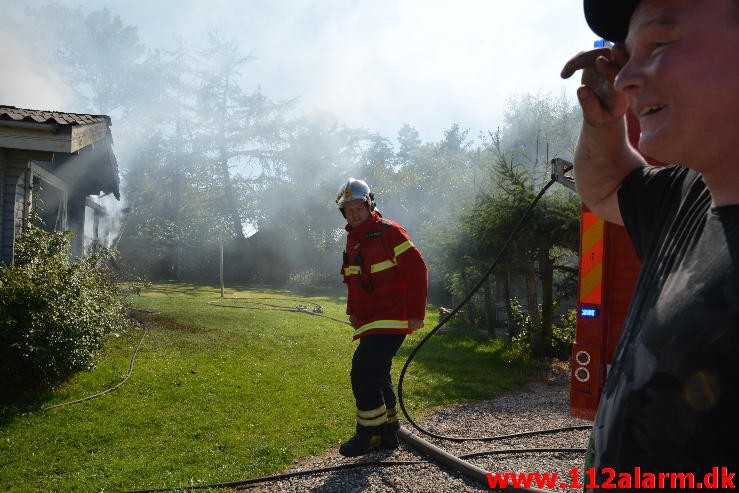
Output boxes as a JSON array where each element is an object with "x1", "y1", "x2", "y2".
[{"x1": 3, "y1": 0, "x2": 597, "y2": 144}]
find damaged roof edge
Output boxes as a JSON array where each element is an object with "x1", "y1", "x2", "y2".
[
  {"x1": 1, "y1": 104, "x2": 120, "y2": 200},
  {"x1": 0, "y1": 105, "x2": 110, "y2": 126}
]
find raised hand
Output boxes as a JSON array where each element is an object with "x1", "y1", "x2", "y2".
[{"x1": 561, "y1": 45, "x2": 630, "y2": 127}]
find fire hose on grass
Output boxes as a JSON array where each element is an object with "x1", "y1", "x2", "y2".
[
  {"x1": 206, "y1": 297, "x2": 352, "y2": 326},
  {"x1": 52, "y1": 167, "x2": 591, "y2": 492},
  {"x1": 42, "y1": 288, "x2": 584, "y2": 493},
  {"x1": 192, "y1": 174, "x2": 587, "y2": 493},
  {"x1": 36, "y1": 309, "x2": 150, "y2": 412}
]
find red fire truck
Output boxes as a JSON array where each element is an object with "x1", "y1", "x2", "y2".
[{"x1": 562, "y1": 112, "x2": 663, "y2": 420}]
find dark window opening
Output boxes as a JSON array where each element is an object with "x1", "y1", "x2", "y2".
[{"x1": 32, "y1": 176, "x2": 67, "y2": 232}]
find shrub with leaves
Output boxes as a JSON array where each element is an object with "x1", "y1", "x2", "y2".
[
  {"x1": 503, "y1": 298, "x2": 532, "y2": 364},
  {"x1": 0, "y1": 221, "x2": 130, "y2": 398},
  {"x1": 551, "y1": 308, "x2": 577, "y2": 360},
  {"x1": 503, "y1": 300, "x2": 576, "y2": 363}
]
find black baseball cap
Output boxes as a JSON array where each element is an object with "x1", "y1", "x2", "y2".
[{"x1": 584, "y1": 0, "x2": 642, "y2": 42}]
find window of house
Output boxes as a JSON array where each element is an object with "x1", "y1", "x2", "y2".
[{"x1": 30, "y1": 165, "x2": 68, "y2": 233}]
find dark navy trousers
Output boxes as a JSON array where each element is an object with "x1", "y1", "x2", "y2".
[{"x1": 351, "y1": 334, "x2": 406, "y2": 413}]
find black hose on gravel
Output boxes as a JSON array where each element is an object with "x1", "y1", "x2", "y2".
[
  {"x1": 115, "y1": 441, "x2": 587, "y2": 493},
  {"x1": 66, "y1": 179, "x2": 589, "y2": 492},
  {"x1": 397, "y1": 178, "x2": 590, "y2": 442},
  {"x1": 394, "y1": 178, "x2": 591, "y2": 493}
]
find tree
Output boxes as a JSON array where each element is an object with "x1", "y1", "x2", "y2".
[
  {"x1": 22, "y1": 3, "x2": 147, "y2": 115},
  {"x1": 499, "y1": 92, "x2": 582, "y2": 166},
  {"x1": 250, "y1": 111, "x2": 370, "y2": 285},
  {"x1": 396, "y1": 124, "x2": 421, "y2": 166},
  {"x1": 193, "y1": 34, "x2": 293, "y2": 240},
  {"x1": 119, "y1": 134, "x2": 217, "y2": 279},
  {"x1": 455, "y1": 134, "x2": 579, "y2": 357},
  {"x1": 429, "y1": 94, "x2": 582, "y2": 357},
  {"x1": 392, "y1": 124, "x2": 479, "y2": 235}
]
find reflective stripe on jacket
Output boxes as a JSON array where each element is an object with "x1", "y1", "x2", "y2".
[{"x1": 342, "y1": 211, "x2": 428, "y2": 340}]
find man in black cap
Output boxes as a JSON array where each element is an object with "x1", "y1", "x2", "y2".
[{"x1": 562, "y1": 0, "x2": 739, "y2": 490}]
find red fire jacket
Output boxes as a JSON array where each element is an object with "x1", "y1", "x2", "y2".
[{"x1": 342, "y1": 211, "x2": 428, "y2": 340}]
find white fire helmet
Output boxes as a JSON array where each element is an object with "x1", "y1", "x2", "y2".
[{"x1": 335, "y1": 178, "x2": 375, "y2": 217}]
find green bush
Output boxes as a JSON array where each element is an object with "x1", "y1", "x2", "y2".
[
  {"x1": 502, "y1": 298, "x2": 532, "y2": 363},
  {"x1": 551, "y1": 308, "x2": 577, "y2": 360},
  {"x1": 0, "y1": 222, "x2": 130, "y2": 400},
  {"x1": 502, "y1": 300, "x2": 576, "y2": 363}
]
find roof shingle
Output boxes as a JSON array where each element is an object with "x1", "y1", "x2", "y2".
[{"x1": 0, "y1": 105, "x2": 108, "y2": 126}]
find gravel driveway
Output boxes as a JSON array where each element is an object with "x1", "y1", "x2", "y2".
[{"x1": 242, "y1": 362, "x2": 592, "y2": 493}]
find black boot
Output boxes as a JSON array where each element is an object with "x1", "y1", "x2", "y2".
[
  {"x1": 382, "y1": 407, "x2": 400, "y2": 448},
  {"x1": 381, "y1": 426, "x2": 399, "y2": 449},
  {"x1": 387, "y1": 406, "x2": 400, "y2": 432},
  {"x1": 339, "y1": 424, "x2": 384, "y2": 457}
]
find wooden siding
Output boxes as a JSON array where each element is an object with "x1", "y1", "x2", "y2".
[
  {"x1": 0, "y1": 150, "x2": 4, "y2": 262},
  {"x1": 0, "y1": 106, "x2": 119, "y2": 264},
  {"x1": 0, "y1": 121, "x2": 110, "y2": 154},
  {"x1": 0, "y1": 156, "x2": 28, "y2": 264}
]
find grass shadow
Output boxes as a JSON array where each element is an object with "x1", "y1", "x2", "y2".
[
  {"x1": 0, "y1": 385, "x2": 57, "y2": 426},
  {"x1": 395, "y1": 328, "x2": 535, "y2": 414}
]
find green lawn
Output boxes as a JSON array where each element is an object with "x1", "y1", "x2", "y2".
[{"x1": 0, "y1": 282, "x2": 534, "y2": 492}]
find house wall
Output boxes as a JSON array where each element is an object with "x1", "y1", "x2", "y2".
[
  {"x1": 0, "y1": 152, "x2": 29, "y2": 264},
  {"x1": 0, "y1": 112, "x2": 119, "y2": 265},
  {"x1": 0, "y1": 149, "x2": 4, "y2": 261}
]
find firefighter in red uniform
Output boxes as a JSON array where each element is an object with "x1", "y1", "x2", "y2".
[{"x1": 335, "y1": 178, "x2": 428, "y2": 457}]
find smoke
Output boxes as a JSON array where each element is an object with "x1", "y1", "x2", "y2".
[
  {"x1": 1, "y1": 12, "x2": 129, "y2": 254},
  {"x1": 84, "y1": 194, "x2": 128, "y2": 251},
  {"x1": 0, "y1": 28, "x2": 77, "y2": 110},
  {"x1": 1, "y1": 0, "x2": 587, "y2": 285}
]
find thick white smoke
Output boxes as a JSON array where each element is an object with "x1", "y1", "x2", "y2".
[{"x1": 0, "y1": 28, "x2": 77, "y2": 110}]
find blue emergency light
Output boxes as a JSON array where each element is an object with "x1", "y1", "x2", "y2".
[
  {"x1": 579, "y1": 306, "x2": 600, "y2": 318},
  {"x1": 594, "y1": 39, "x2": 614, "y2": 48}
]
